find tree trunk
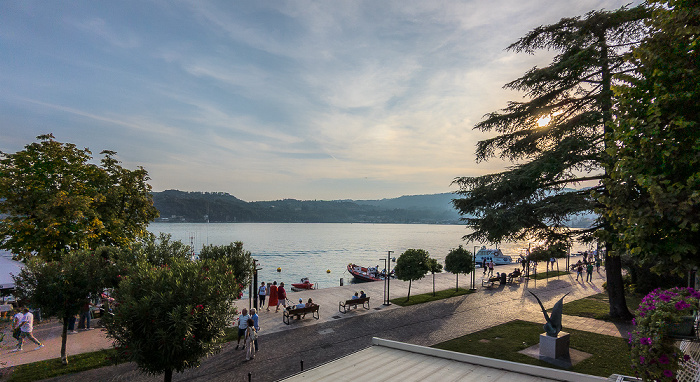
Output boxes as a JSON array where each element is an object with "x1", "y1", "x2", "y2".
[
  {"x1": 61, "y1": 314, "x2": 69, "y2": 365},
  {"x1": 598, "y1": 31, "x2": 633, "y2": 322},
  {"x1": 456, "y1": 274, "x2": 459, "y2": 292},
  {"x1": 405, "y1": 280, "x2": 412, "y2": 302},
  {"x1": 432, "y1": 273, "x2": 436, "y2": 296},
  {"x1": 164, "y1": 368, "x2": 173, "y2": 382},
  {"x1": 606, "y1": 246, "x2": 633, "y2": 320}
]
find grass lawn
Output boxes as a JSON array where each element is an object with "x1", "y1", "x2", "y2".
[
  {"x1": 6, "y1": 349, "x2": 122, "y2": 382},
  {"x1": 390, "y1": 287, "x2": 474, "y2": 307},
  {"x1": 433, "y1": 320, "x2": 633, "y2": 377},
  {"x1": 562, "y1": 292, "x2": 642, "y2": 321}
]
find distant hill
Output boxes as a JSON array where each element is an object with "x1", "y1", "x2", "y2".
[
  {"x1": 151, "y1": 189, "x2": 596, "y2": 227},
  {"x1": 152, "y1": 190, "x2": 462, "y2": 224}
]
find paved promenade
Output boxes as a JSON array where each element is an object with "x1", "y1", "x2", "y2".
[{"x1": 0, "y1": 259, "x2": 632, "y2": 381}]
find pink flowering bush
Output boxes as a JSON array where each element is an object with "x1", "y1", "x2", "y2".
[{"x1": 630, "y1": 287, "x2": 700, "y2": 381}]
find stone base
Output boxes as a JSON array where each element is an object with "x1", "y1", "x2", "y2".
[
  {"x1": 540, "y1": 332, "x2": 570, "y2": 359},
  {"x1": 518, "y1": 343, "x2": 591, "y2": 369}
]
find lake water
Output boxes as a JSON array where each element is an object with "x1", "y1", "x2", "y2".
[{"x1": 148, "y1": 223, "x2": 590, "y2": 293}]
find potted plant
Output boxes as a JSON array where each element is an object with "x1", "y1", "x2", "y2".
[{"x1": 630, "y1": 287, "x2": 700, "y2": 381}]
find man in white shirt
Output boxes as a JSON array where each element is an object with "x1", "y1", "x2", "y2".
[
  {"x1": 235, "y1": 308, "x2": 249, "y2": 350},
  {"x1": 13, "y1": 307, "x2": 44, "y2": 352}
]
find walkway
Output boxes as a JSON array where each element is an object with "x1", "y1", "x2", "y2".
[{"x1": 0, "y1": 258, "x2": 631, "y2": 381}]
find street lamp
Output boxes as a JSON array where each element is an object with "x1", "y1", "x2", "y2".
[
  {"x1": 473, "y1": 245, "x2": 479, "y2": 290},
  {"x1": 384, "y1": 250, "x2": 394, "y2": 306}
]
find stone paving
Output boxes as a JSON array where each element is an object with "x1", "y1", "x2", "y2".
[{"x1": 0, "y1": 258, "x2": 633, "y2": 381}]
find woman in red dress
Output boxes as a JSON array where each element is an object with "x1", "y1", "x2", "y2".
[{"x1": 267, "y1": 281, "x2": 278, "y2": 312}]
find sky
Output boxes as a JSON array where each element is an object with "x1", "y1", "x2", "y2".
[{"x1": 0, "y1": 0, "x2": 632, "y2": 202}]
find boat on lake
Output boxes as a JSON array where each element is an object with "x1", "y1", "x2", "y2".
[
  {"x1": 347, "y1": 263, "x2": 394, "y2": 282},
  {"x1": 475, "y1": 246, "x2": 513, "y2": 265},
  {"x1": 290, "y1": 277, "x2": 315, "y2": 291}
]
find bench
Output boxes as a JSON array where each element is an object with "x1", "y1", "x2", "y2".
[
  {"x1": 339, "y1": 297, "x2": 370, "y2": 313},
  {"x1": 283, "y1": 305, "x2": 320, "y2": 325},
  {"x1": 482, "y1": 273, "x2": 508, "y2": 287}
]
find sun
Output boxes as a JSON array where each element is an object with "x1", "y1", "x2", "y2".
[{"x1": 537, "y1": 115, "x2": 552, "y2": 127}]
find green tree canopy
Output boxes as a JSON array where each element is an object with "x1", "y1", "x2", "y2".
[
  {"x1": 452, "y1": 6, "x2": 648, "y2": 320},
  {"x1": 605, "y1": 0, "x2": 700, "y2": 275},
  {"x1": 444, "y1": 245, "x2": 474, "y2": 291},
  {"x1": 105, "y1": 256, "x2": 241, "y2": 382},
  {"x1": 199, "y1": 241, "x2": 255, "y2": 294},
  {"x1": 13, "y1": 248, "x2": 117, "y2": 364},
  {"x1": 0, "y1": 134, "x2": 159, "y2": 261},
  {"x1": 394, "y1": 248, "x2": 431, "y2": 302}
]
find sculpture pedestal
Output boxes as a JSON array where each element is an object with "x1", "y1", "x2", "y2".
[{"x1": 539, "y1": 332, "x2": 570, "y2": 359}]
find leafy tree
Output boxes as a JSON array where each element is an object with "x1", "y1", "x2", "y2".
[
  {"x1": 605, "y1": 0, "x2": 700, "y2": 275},
  {"x1": 199, "y1": 242, "x2": 255, "y2": 295},
  {"x1": 444, "y1": 245, "x2": 474, "y2": 291},
  {"x1": 394, "y1": 249, "x2": 431, "y2": 302},
  {"x1": 427, "y1": 258, "x2": 443, "y2": 296},
  {"x1": 12, "y1": 249, "x2": 117, "y2": 364},
  {"x1": 104, "y1": 256, "x2": 241, "y2": 382},
  {"x1": 452, "y1": 6, "x2": 648, "y2": 320},
  {"x1": 0, "y1": 134, "x2": 159, "y2": 261}
]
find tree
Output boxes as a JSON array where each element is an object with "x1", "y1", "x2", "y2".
[
  {"x1": 444, "y1": 245, "x2": 474, "y2": 291},
  {"x1": 452, "y1": 6, "x2": 648, "y2": 320},
  {"x1": 394, "y1": 249, "x2": 431, "y2": 302},
  {"x1": 12, "y1": 249, "x2": 116, "y2": 364},
  {"x1": 427, "y1": 258, "x2": 443, "y2": 296},
  {"x1": 104, "y1": 256, "x2": 242, "y2": 382},
  {"x1": 605, "y1": 0, "x2": 700, "y2": 275},
  {"x1": 0, "y1": 134, "x2": 159, "y2": 261},
  {"x1": 199, "y1": 242, "x2": 255, "y2": 295}
]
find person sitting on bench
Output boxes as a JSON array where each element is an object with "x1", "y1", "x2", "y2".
[
  {"x1": 508, "y1": 268, "x2": 521, "y2": 281},
  {"x1": 359, "y1": 290, "x2": 366, "y2": 299},
  {"x1": 305, "y1": 298, "x2": 316, "y2": 308},
  {"x1": 295, "y1": 298, "x2": 305, "y2": 309}
]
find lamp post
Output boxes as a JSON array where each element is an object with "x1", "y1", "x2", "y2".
[
  {"x1": 379, "y1": 258, "x2": 387, "y2": 304},
  {"x1": 384, "y1": 250, "x2": 394, "y2": 306},
  {"x1": 472, "y1": 245, "x2": 478, "y2": 290}
]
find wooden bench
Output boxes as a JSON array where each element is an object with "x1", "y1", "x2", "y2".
[
  {"x1": 283, "y1": 305, "x2": 319, "y2": 325},
  {"x1": 339, "y1": 297, "x2": 370, "y2": 313}
]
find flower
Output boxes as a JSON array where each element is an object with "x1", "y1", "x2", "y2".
[{"x1": 630, "y1": 287, "x2": 699, "y2": 381}]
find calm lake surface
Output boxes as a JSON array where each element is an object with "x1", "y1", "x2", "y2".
[{"x1": 148, "y1": 223, "x2": 590, "y2": 292}]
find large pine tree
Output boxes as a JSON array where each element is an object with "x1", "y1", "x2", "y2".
[{"x1": 453, "y1": 6, "x2": 648, "y2": 320}]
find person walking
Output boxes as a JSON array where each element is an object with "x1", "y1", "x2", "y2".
[
  {"x1": 267, "y1": 282, "x2": 278, "y2": 312},
  {"x1": 11, "y1": 309, "x2": 23, "y2": 349},
  {"x1": 586, "y1": 262, "x2": 594, "y2": 282},
  {"x1": 258, "y1": 282, "x2": 267, "y2": 309},
  {"x1": 244, "y1": 318, "x2": 257, "y2": 361},
  {"x1": 250, "y1": 308, "x2": 260, "y2": 352},
  {"x1": 275, "y1": 282, "x2": 287, "y2": 312},
  {"x1": 576, "y1": 262, "x2": 584, "y2": 281},
  {"x1": 235, "y1": 308, "x2": 250, "y2": 350},
  {"x1": 481, "y1": 258, "x2": 487, "y2": 275},
  {"x1": 13, "y1": 307, "x2": 44, "y2": 352},
  {"x1": 487, "y1": 260, "x2": 495, "y2": 277},
  {"x1": 78, "y1": 299, "x2": 93, "y2": 330}
]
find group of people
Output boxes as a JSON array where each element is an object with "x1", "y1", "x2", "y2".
[
  {"x1": 10, "y1": 307, "x2": 45, "y2": 352},
  {"x1": 257, "y1": 281, "x2": 288, "y2": 312},
  {"x1": 574, "y1": 256, "x2": 600, "y2": 282},
  {"x1": 481, "y1": 259, "x2": 496, "y2": 277},
  {"x1": 235, "y1": 308, "x2": 260, "y2": 361}
]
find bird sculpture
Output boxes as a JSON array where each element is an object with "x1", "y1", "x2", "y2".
[{"x1": 529, "y1": 290, "x2": 570, "y2": 336}]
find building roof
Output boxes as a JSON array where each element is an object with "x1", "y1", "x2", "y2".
[
  {"x1": 280, "y1": 338, "x2": 607, "y2": 382},
  {"x1": 0, "y1": 253, "x2": 23, "y2": 289}
]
